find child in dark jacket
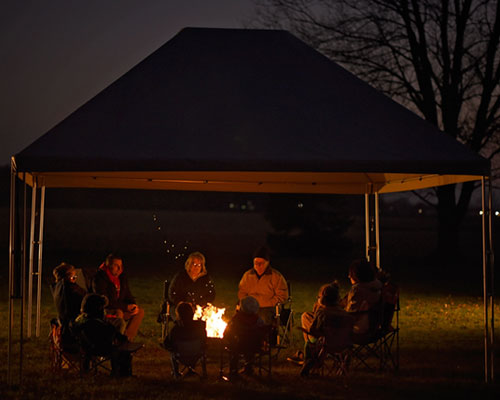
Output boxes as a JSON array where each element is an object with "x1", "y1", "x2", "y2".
[
  {"x1": 223, "y1": 296, "x2": 267, "y2": 378},
  {"x1": 164, "y1": 301, "x2": 207, "y2": 379},
  {"x1": 73, "y1": 293, "x2": 141, "y2": 377}
]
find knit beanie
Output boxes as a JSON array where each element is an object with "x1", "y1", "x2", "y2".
[
  {"x1": 240, "y1": 296, "x2": 260, "y2": 315},
  {"x1": 253, "y1": 245, "x2": 270, "y2": 261}
]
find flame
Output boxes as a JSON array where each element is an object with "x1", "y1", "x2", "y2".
[{"x1": 194, "y1": 303, "x2": 227, "y2": 338}]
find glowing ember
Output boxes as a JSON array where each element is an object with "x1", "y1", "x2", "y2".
[{"x1": 194, "y1": 303, "x2": 227, "y2": 338}]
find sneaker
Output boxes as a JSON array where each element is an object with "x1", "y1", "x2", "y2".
[{"x1": 287, "y1": 350, "x2": 304, "y2": 365}]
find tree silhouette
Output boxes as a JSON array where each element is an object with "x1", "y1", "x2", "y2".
[{"x1": 251, "y1": 0, "x2": 500, "y2": 255}]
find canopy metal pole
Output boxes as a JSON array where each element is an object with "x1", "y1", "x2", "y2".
[
  {"x1": 35, "y1": 186, "x2": 46, "y2": 337},
  {"x1": 365, "y1": 193, "x2": 370, "y2": 261},
  {"x1": 487, "y1": 177, "x2": 494, "y2": 381},
  {"x1": 365, "y1": 189, "x2": 380, "y2": 268},
  {"x1": 481, "y1": 176, "x2": 495, "y2": 382},
  {"x1": 375, "y1": 192, "x2": 380, "y2": 269},
  {"x1": 19, "y1": 174, "x2": 27, "y2": 383},
  {"x1": 8, "y1": 158, "x2": 17, "y2": 385},
  {"x1": 27, "y1": 180, "x2": 37, "y2": 338}
]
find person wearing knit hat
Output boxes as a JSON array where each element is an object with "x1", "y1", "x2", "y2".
[
  {"x1": 239, "y1": 295, "x2": 260, "y2": 315},
  {"x1": 237, "y1": 245, "x2": 288, "y2": 325},
  {"x1": 223, "y1": 296, "x2": 266, "y2": 379}
]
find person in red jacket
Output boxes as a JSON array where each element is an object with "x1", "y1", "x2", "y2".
[{"x1": 93, "y1": 254, "x2": 144, "y2": 341}]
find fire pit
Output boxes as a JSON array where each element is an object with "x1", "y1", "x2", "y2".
[{"x1": 193, "y1": 303, "x2": 228, "y2": 338}]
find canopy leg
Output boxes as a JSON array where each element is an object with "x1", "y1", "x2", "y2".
[
  {"x1": 35, "y1": 186, "x2": 46, "y2": 337},
  {"x1": 8, "y1": 159, "x2": 17, "y2": 385},
  {"x1": 481, "y1": 176, "x2": 495, "y2": 383},
  {"x1": 365, "y1": 192, "x2": 380, "y2": 269}
]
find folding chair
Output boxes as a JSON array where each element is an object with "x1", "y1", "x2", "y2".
[
  {"x1": 76, "y1": 319, "x2": 143, "y2": 377},
  {"x1": 272, "y1": 281, "x2": 293, "y2": 357},
  {"x1": 170, "y1": 337, "x2": 208, "y2": 380},
  {"x1": 158, "y1": 279, "x2": 174, "y2": 341},
  {"x1": 350, "y1": 281, "x2": 400, "y2": 372},
  {"x1": 77, "y1": 326, "x2": 114, "y2": 376},
  {"x1": 220, "y1": 324, "x2": 272, "y2": 380},
  {"x1": 49, "y1": 319, "x2": 80, "y2": 374},
  {"x1": 304, "y1": 312, "x2": 354, "y2": 378}
]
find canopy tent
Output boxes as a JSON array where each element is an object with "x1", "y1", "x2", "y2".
[{"x1": 8, "y1": 28, "x2": 494, "y2": 383}]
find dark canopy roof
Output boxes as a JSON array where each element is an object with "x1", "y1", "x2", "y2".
[{"x1": 14, "y1": 27, "x2": 489, "y2": 194}]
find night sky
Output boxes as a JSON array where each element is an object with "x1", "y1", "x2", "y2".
[{"x1": 0, "y1": 0, "x2": 255, "y2": 164}]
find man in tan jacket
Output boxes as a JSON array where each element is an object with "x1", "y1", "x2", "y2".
[{"x1": 238, "y1": 246, "x2": 288, "y2": 325}]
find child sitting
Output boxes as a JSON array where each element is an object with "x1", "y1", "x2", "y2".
[
  {"x1": 73, "y1": 293, "x2": 141, "y2": 377},
  {"x1": 163, "y1": 301, "x2": 207, "y2": 379},
  {"x1": 223, "y1": 296, "x2": 267, "y2": 378}
]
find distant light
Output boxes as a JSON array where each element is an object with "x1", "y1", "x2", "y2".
[
  {"x1": 479, "y1": 210, "x2": 484, "y2": 215},
  {"x1": 229, "y1": 203, "x2": 235, "y2": 209},
  {"x1": 418, "y1": 208, "x2": 423, "y2": 214},
  {"x1": 297, "y1": 202, "x2": 304, "y2": 208},
  {"x1": 241, "y1": 204, "x2": 247, "y2": 210},
  {"x1": 495, "y1": 211, "x2": 500, "y2": 217}
]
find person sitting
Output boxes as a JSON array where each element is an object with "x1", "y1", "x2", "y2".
[
  {"x1": 73, "y1": 293, "x2": 142, "y2": 377},
  {"x1": 51, "y1": 262, "x2": 87, "y2": 350},
  {"x1": 93, "y1": 254, "x2": 144, "y2": 341},
  {"x1": 163, "y1": 301, "x2": 207, "y2": 379},
  {"x1": 237, "y1": 246, "x2": 288, "y2": 325},
  {"x1": 342, "y1": 258, "x2": 382, "y2": 335},
  {"x1": 299, "y1": 282, "x2": 353, "y2": 377},
  {"x1": 223, "y1": 296, "x2": 267, "y2": 379},
  {"x1": 168, "y1": 251, "x2": 216, "y2": 309}
]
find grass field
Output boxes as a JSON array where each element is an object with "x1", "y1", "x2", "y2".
[
  {"x1": 1, "y1": 207, "x2": 499, "y2": 399},
  {"x1": 1, "y1": 272, "x2": 499, "y2": 400}
]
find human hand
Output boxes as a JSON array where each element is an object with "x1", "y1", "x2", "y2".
[{"x1": 127, "y1": 304, "x2": 139, "y2": 315}]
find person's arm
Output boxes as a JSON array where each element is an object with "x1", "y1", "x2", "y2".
[
  {"x1": 237, "y1": 271, "x2": 250, "y2": 300},
  {"x1": 119, "y1": 274, "x2": 136, "y2": 305},
  {"x1": 272, "y1": 272, "x2": 289, "y2": 305},
  {"x1": 345, "y1": 286, "x2": 364, "y2": 312},
  {"x1": 168, "y1": 272, "x2": 183, "y2": 306}
]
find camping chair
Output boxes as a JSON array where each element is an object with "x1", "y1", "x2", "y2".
[
  {"x1": 304, "y1": 312, "x2": 354, "y2": 378},
  {"x1": 220, "y1": 324, "x2": 272, "y2": 380},
  {"x1": 76, "y1": 318, "x2": 143, "y2": 377},
  {"x1": 158, "y1": 279, "x2": 174, "y2": 341},
  {"x1": 272, "y1": 281, "x2": 294, "y2": 357},
  {"x1": 49, "y1": 319, "x2": 81, "y2": 374},
  {"x1": 350, "y1": 281, "x2": 400, "y2": 372},
  {"x1": 170, "y1": 337, "x2": 208, "y2": 380}
]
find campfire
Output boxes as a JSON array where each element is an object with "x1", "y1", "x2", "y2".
[{"x1": 194, "y1": 303, "x2": 227, "y2": 338}]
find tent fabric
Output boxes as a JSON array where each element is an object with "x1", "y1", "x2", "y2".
[{"x1": 14, "y1": 27, "x2": 490, "y2": 193}]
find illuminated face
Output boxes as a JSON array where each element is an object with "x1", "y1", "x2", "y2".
[
  {"x1": 188, "y1": 258, "x2": 203, "y2": 278},
  {"x1": 67, "y1": 268, "x2": 77, "y2": 283},
  {"x1": 109, "y1": 259, "x2": 123, "y2": 277},
  {"x1": 253, "y1": 257, "x2": 269, "y2": 275}
]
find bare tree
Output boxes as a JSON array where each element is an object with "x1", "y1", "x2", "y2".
[{"x1": 250, "y1": 0, "x2": 500, "y2": 255}]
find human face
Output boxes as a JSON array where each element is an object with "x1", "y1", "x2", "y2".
[
  {"x1": 253, "y1": 257, "x2": 269, "y2": 275},
  {"x1": 67, "y1": 268, "x2": 77, "y2": 283},
  {"x1": 109, "y1": 259, "x2": 123, "y2": 277},
  {"x1": 188, "y1": 258, "x2": 202, "y2": 279}
]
